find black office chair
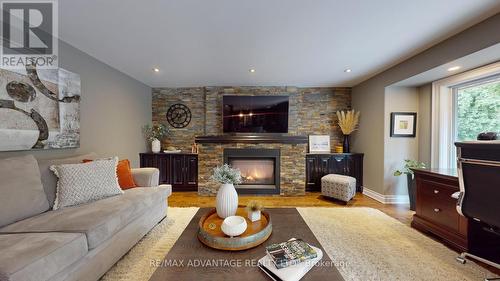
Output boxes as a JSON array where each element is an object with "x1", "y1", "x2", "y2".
[{"x1": 455, "y1": 141, "x2": 500, "y2": 280}]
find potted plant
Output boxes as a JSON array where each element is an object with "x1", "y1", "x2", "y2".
[
  {"x1": 336, "y1": 110, "x2": 360, "y2": 153},
  {"x1": 142, "y1": 124, "x2": 169, "y2": 153},
  {"x1": 246, "y1": 200, "x2": 263, "y2": 222},
  {"x1": 210, "y1": 164, "x2": 242, "y2": 218},
  {"x1": 394, "y1": 159, "x2": 426, "y2": 211}
]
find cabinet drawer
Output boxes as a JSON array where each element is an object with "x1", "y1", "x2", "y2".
[
  {"x1": 420, "y1": 183, "x2": 456, "y2": 203},
  {"x1": 419, "y1": 181, "x2": 460, "y2": 231}
]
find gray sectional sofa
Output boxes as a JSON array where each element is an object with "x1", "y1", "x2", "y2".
[{"x1": 0, "y1": 154, "x2": 171, "y2": 281}]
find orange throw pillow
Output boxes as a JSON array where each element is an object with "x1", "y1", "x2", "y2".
[{"x1": 82, "y1": 159, "x2": 137, "y2": 190}]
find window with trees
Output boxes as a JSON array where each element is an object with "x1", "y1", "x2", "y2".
[
  {"x1": 454, "y1": 76, "x2": 500, "y2": 141},
  {"x1": 431, "y1": 62, "x2": 500, "y2": 169}
]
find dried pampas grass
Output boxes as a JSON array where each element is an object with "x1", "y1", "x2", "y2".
[
  {"x1": 246, "y1": 200, "x2": 264, "y2": 212},
  {"x1": 336, "y1": 110, "x2": 360, "y2": 135}
]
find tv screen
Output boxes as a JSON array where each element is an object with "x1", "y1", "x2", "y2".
[{"x1": 223, "y1": 95, "x2": 289, "y2": 133}]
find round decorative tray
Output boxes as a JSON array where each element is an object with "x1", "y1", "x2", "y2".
[{"x1": 197, "y1": 208, "x2": 272, "y2": 251}]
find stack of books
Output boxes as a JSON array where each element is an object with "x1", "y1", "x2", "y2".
[{"x1": 258, "y1": 238, "x2": 323, "y2": 281}]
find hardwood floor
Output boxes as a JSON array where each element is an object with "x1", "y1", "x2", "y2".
[{"x1": 168, "y1": 192, "x2": 414, "y2": 226}]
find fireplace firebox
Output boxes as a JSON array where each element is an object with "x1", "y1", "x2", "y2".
[{"x1": 223, "y1": 148, "x2": 280, "y2": 194}]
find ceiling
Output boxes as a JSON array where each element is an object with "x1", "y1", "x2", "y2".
[{"x1": 58, "y1": 0, "x2": 500, "y2": 88}]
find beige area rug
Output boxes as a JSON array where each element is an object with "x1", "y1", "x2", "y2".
[
  {"x1": 102, "y1": 207, "x2": 498, "y2": 281},
  {"x1": 298, "y1": 207, "x2": 498, "y2": 281}
]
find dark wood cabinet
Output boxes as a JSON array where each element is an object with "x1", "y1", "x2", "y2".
[
  {"x1": 305, "y1": 153, "x2": 364, "y2": 192},
  {"x1": 411, "y1": 168, "x2": 469, "y2": 252},
  {"x1": 140, "y1": 153, "x2": 198, "y2": 192}
]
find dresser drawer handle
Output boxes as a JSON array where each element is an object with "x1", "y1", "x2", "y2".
[
  {"x1": 434, "y1": 190, "x2": 439, "y2": 194},
  {"x1": 434, "y1": 208, "x2": 441, "y2": 212}
]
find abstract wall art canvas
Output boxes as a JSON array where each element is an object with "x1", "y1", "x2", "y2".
[{"x1": 0, "y1": 66, "x2": 81, "y2": 151}]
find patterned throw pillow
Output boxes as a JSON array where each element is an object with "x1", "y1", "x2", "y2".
[
  {"x1": 82, "y1": 159, "x2": 137, "y2": 189},
  {"x1": 50, "y1": 157, "x2": 123, "y2": 210}
]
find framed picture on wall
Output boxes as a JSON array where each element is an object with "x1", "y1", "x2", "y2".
[
  {"x1": 390, "y1": 112, "x2": 417, "y2": 137},
  {"x1": 309, "y1": 135, "x2": 331, "y2": 153}
]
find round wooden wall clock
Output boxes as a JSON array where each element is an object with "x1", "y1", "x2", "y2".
[{"x1": 166, "y1": 103, "x2": 192, "y2": 128}]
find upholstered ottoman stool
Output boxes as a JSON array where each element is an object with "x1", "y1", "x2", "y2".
[{"x1": 321, "y1": 174, "x2": 356, "y2": 203}]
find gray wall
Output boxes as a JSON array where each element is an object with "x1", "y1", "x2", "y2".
[
  {"x1": 352, "y1": 13, "x2": 500, "y2": 195},
  {"x1": 0, "y1": 41, "x2": 151, "y2": 167},
  {"x1": 351, "y1": 82, "x2": 386, "y2": 195},
  {"x1": 383, "y1": 86, "x2": 419, "y2": 196}
]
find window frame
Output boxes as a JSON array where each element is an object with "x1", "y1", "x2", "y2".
[{"x1": 431, "y1": 62, "x2": 500, "y2": 169}]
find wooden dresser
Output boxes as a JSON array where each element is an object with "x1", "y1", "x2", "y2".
[{"x1": 411, "y1": 168, "x2": 468, "y2": 251}]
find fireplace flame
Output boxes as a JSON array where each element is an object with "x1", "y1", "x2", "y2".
[{"x1": 230, "y1": 159, "x2": 275, "y2": 185}]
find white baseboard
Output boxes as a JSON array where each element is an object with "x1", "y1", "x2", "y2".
[{"x1": 362, "y1": 188, "x2": 410, "y2": 205}]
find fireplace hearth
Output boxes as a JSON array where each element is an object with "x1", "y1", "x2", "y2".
[{"x1": 223, "y1": 148, "x2": 280, "y2": 194}]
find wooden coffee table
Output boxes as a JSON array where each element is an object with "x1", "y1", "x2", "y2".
[{"x1": 149, "y1": 208, "x2": 344, "y2": 281}]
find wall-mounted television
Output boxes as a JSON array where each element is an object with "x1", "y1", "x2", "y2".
[{"x1": 223, "y1": 95, "x2": 289, "y2": 133}]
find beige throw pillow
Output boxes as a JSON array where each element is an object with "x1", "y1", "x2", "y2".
[{"x1": 50, "y1": 157, "x2": 123, "y2": 210}]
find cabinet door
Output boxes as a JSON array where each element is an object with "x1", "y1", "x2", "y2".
[
  {"x1": 345, "y1": 156, "x2": 355, "y2": 177},
  {"x1": 171, "y1": 155, "x2": 185, "y2": 185},
  {"x1": 140, "y1": 154, "x2": 156, "y2": 168},
  {"x1": 318, "y1": 155, "x2": 331, "y2": 176},
  {"x1": 312, "y1": 155, "x2": 330, "y2": 191},
  {"x1": 157, "y1": 155, "x2": 171, "y2": 184},
  {"x1": 350, "y1": 154, "x2": 363, "y2": 191},
  {"x1": 305, "y1": 156, "x2": 317, "y2": 191},
  {"x1": 331, "y1": 155, "x2": 348, "y2": 175},
  {"x1": 185, "y1": 155, "x2": 198, "y2": 186}
]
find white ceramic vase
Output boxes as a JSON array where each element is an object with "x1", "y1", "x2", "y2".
[
  {"x1": 151, "y1": 138, "x2": 161, "y2": 153},
  {"x1": 216, "y1": 183, "x2": 238, "y2": 219}
]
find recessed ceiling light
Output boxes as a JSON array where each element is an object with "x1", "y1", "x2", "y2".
[
  {"x1": 153, "y1": 68, "x2": 160, "y2": 73},
  {"x1": 249, "y1": 68, "x2": 256, "y2": 73},
  {"x1": 447, "y1": 66, "x2": 461, "y2": 72},
  {"x1": 344, "y1": 68, "x2": 352, "y2": 73}
]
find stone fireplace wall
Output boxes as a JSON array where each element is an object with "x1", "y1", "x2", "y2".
[
  {"x1": 151, "y1": 86, "x2": 351, "y2": 196},
  {"x1": 152, "y1": 86, "x2": 351, "y2": 150},
  {"x1": 198, "y1": 142, "x2": 307, "y2": 196}
]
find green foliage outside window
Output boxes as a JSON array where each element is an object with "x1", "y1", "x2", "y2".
[{"x1": 456, "y1": 80, "x2": 500, "y2": 141}]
